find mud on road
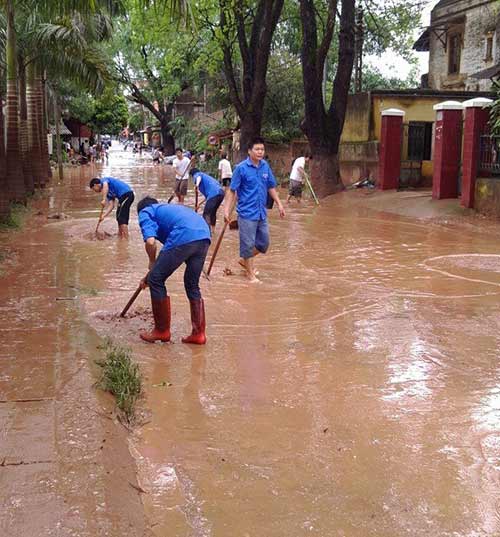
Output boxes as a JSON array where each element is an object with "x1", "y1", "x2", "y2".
[{"x1": 2, "y1": 146, "x2": 500, "y2": 536}]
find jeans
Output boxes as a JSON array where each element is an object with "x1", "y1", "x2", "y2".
[
  {"x1": 203, "y1": 193, "x2": 224, "y2": 227},
  {"x1": 238, "y1": 217, "x2": 269, "y2": 259},
  {"x1": 148, "y1": 239, "x2": 210, "y2": 300}
]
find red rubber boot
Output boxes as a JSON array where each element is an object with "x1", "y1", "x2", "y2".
[
  {"x1": 140, "y1": 297, "x2": 171, "y2": 343},
  {"x1": 182, "y1": 299, "x2": 206, "y2": 345}
]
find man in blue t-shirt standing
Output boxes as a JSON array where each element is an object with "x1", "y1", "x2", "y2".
[
  {"x1": 223, "y1": 137, "x2": 285, "y2": 283},
  {"x1": 136, "y1": 196, "x2": 211, "y2": 345},
  {"x1": 189, "y1": 168, "x2": 224, "y2": 233},
  {"x1": 90, "y1": 176, "x2": 135, "y2": 238}
]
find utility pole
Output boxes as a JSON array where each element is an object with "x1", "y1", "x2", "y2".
[{"x1": 354, "y1": 6, "x2": 364, "y2": 93}]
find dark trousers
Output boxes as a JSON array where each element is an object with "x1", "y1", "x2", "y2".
[
  {"x1": 116, "y1": 191, "x2": 135, "y2": 225},
  {"x1": 203, "y1": 193, "x2": 224, "y2": 227},
  {"x1": 148, "y1": 239, "x2": 210, "y2": 301}
]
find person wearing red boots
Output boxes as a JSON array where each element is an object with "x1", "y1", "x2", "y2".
[{"x1": 137, "y1": 196, "x2": 211, "y2": 345}]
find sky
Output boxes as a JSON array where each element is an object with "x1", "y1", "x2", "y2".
[{"x1": 366, "y1": 0, "x2": 439, "y2": 80}]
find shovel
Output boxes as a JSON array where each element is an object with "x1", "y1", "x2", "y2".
[
  {"x1": 203, "y1": 221, "x2": 228, "y2": 279},
  {"x1": 304, "y1": 173, "x2": 320, "y2": 205},
  {"x1": 95, "y1": 206, "x2": 105, "y2": 237},
  {"x1": 120, "y1": 273, "x2": 149, "y2": 317}
]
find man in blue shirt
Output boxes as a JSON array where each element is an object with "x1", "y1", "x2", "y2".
[
  {"x1": 189, "y1": 168, "x2": 224, "y2": 233},
  {"x1": 89, "y1": 177, "x2": 135, "y2": 238},
  {"x1": 223, "y1": 137, "x2": 285, "y2": 283},
  {"x1": 137, "y1": 196, "x2": 211, "y2": 345}
]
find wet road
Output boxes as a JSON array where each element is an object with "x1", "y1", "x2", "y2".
[{"x1": 7, "y1": 145, "x2": 500, "y2": 536}]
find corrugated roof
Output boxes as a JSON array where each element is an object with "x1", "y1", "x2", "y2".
[{"x1": 49, "y1": 122, "x2": 72, "y2": 135}]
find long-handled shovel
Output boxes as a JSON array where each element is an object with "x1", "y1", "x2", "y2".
[
  {"x1": 95, "y1": 206, "x2": 104, "y2": 236},
  {"x1": 120, "y1": 273, "x2": 149, "y2": 318},
  {"x1": 203, "y1": 221, "x2": 229, "y2": 279},
  {"x1": 167, "y1": 155, "x2": 196, "y2": 204},
  {"x1": 304, "y1": 173, "x2": 320, "y2": 205}
]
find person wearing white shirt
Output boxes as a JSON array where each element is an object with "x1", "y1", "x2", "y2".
[
  {"x1": 218, "y1": 152, "x2": 233, "y2": 190},
  {"x1": 172, "y1": 148, "x2": 192, "y2": 204},
  {"x1": 287, "y1": 152, "x2": 312, "y2": 203}
]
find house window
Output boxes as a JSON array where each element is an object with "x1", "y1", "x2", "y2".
[
  {"x1": 485, "y1": 34, "x2": 494, "y2": 61},
  {"x1": 408, "y1": 122, "x2": 433, "y2": 161},
  {"x1": 448, "y1": 33, "x2": 462, "y2": 74}
]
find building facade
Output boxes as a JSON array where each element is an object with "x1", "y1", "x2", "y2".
[{"x1": 414, "y1": 0, "x2": 500, "y2": 91}]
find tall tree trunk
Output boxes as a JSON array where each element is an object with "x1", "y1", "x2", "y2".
[
  {"x1": 5, "y1": 0, "x2": 26, "y2": 203},
  {"x1": 41, "y1": 75, "x2": 52, "y2": 180},
  {"x1": 19, "y1": 60, "x2": 35, "y2": 195},
  {"x1": 160, "y1": 121, "x2": 175, "y2": 155},
  {"x1": 300, "y1": 0, "x2": 356, "y2": 197},
  {"x1": 0, "y1": 79, "x2": 9, "y2": 219},
  {"x1": 36, "y1": 72, "x2": 49, "y2": 187},
  {"x1": 54, "y1": 98, "x2": 63, "y2": 181},
  {"x1": 27, "y1": 62, "x2": 43, "y2": 189},
  {"x1": 219, "y1": 0, "x2": 284, "y2": 162},
  {"x1": 238, "y1": 111, "x2": 263, "y2": 163}
]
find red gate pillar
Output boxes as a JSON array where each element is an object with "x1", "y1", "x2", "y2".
[
  {"x1": 378, "y1": 108, "x2": 405, "y2": 190},
  {"x1": 461, "y1": 97, "x2": 493, "y2": 208},
  {"x1": 432, "y1": 101, "x2": 464, "y2": 200}
]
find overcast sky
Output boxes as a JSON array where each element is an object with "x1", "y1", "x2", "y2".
[{"x1": 366, "y1": 0, "x2": 439, "y2": 80}]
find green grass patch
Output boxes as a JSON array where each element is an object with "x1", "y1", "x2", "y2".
[
  {"x1": 0, "y1": 203, "x2": 29, "y2": 230},
  {"x1": 96, "y1": 339, "x2": 143, "y2": 424}
]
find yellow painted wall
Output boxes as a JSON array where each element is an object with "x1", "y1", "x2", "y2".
[
  {"x1": 370, "y1": 96, "x2": 442, "y2": 140},
  {"x1": 371, "y1": 96, "x2": 450, "y2": 182}
]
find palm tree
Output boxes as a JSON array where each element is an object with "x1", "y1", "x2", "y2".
[
  {"x1": 0, "y1": 0, "x2": 123, "y2": 209},
  {"x1": 4, "y1": 0, "x2": 25, "y2": 202}
]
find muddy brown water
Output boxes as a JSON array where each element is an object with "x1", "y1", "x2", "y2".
[{"x1": 2, "y1": 145, "x2": 500, "y2": 536}]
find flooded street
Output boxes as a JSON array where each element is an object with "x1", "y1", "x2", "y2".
[{"x1": 2, "y1": 145, "x2": 500, "y2": 536}]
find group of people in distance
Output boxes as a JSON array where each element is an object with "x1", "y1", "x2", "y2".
[{"x1": 90, "y1": 137, "x2": 313, "y2": 346}]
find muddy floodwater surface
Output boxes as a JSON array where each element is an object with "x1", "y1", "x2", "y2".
[{"x1": 2, "y1": 145, "x2": 500, "y2": 536}]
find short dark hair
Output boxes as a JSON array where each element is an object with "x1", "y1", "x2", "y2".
[
  {"x1": 247, "y1": 137, "x2": 265, "y2": 151},
  {"x1": 175, "y1": 147, "x2": 183, "y2": 153},
  {"x1": 89, "y1": 178, "x2": 101, "y2": 188},
  {"x1": 137, "y1": 196, "x2": 159, "y2": 214},
  {"x1": 189, "y1": 167, "x2": 200, "y2": 177},
  {"x1": 220, "y1": 152, "x2": 227, "y2": 159}
]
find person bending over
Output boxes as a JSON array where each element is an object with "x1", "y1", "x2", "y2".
[
  {"x1": 89, "y1": 176, "x2": 134, "y2": 239},
  {"x1": 137, "y1": 197, "x2": 211, "y2": 345},
  {"x1": 189, "y1": 168, "x2": 225, "y2": 234}
]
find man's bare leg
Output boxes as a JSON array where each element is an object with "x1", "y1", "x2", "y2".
[
  {"x1": 239, "y1": 249, "x2": 260, "y2": 277},
  {"x1": 118, "y1": 224, "x2": 129, "y2": 239},
  {"x1": 243, "y1": 256, "x2": 260, "y2": 283}
]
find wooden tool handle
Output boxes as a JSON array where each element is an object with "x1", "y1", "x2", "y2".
[
  {"x1": 95, "y1": 206, "x2": 104, "y2": 233},
  {"x1": 119, "y1": 273, "x2": 149, "y2": 317},
  {"x1": 206, "y1": 221, "x2": 228, "y2": 276}
]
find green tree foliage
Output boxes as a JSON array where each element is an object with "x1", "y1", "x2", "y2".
[
  {"x1": 355, "y1": 65, "x2": 419, "y2": 92},
  {"x1": 92, "y1": 87, "x2": 128, "y2": 135},
  {"x1": 261, "y1": 53, "x2": 303, "y2": 142},
  {"x1": 110, "y1": 0, "x2": 217, "y2": 152}
]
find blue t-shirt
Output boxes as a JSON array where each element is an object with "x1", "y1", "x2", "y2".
[
  {"x1": 101, "y1": 177, "x2": 132, "y2": 200},
  {"x1": 192, "y1": 172, "x2": 224, "y2": 201},
  {"x1": 139, "y1": 204, "x2": 211, "y2": 252},
  {"x1": 229, "y1": 158, "x2": 277, "y2": 221}
]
